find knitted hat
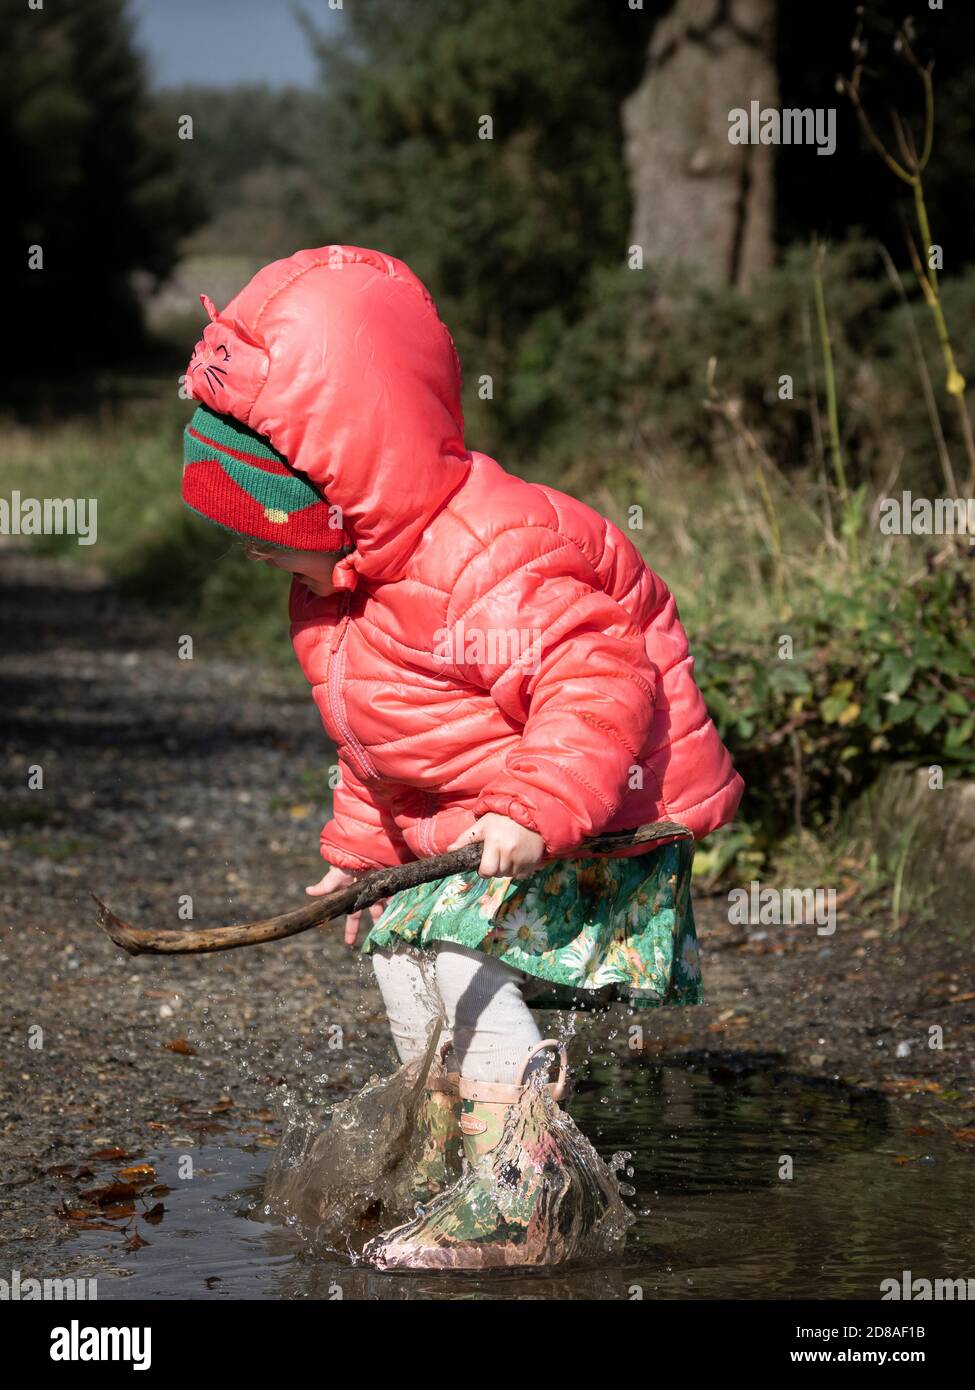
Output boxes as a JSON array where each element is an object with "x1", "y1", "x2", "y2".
[{"x1": 181, "y1": 404, "x2": 347, "y2": 551}]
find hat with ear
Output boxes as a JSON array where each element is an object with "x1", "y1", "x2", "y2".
[{"x1": 181, "y1": 404, "x2": 347, "y2": 551}]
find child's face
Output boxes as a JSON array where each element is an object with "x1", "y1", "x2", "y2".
[{"x1": 244, "y1": 542, "x2": 340, "y2": 597}]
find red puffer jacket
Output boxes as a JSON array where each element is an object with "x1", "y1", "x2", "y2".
[{"x1": 185, "y1": 246, "x2": 743, "y2": 868}]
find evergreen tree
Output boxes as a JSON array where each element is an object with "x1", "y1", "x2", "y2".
[
  {"x1": 3, "y1": 0, "x2": 199, "y2": 378},
  {"x1": 298, "y1": 0, "x2": 653, "y2": 393}
]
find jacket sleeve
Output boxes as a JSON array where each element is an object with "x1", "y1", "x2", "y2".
[
  {"x1": 320, "y1": 758, "x2": 413, "y2": 870},
  {"x1": 445, "y1": 535, "x2": 658, "y2": 855}
]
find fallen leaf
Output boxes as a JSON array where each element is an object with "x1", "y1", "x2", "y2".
[
  {"x1": 143, "y1": 1202, "x2": 166, "y2": 1225},
  {"x1": 79, "y1": 1182, "x2": 138, "y2": 1205},
  {"x1": 116, "y1": 1164, "x2": 156, "y2": 1184},
  {"x1": 58, "y1": 1204, "x2": 94, "y2": 1222},
  {"x1": 56, "y1": 1205, "x2": 118, "y2": 1231},
  {"x1": 164, "y1": 1038, "x2": 197, "y2": 1056},
  {"x1": 125, "y1": 1231, "x2": 150, "y2": 1251},
  {"x1": 47, "y1": 1163, "x2": 79, "y2": 1178}
]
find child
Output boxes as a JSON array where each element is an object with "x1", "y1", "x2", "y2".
[{"x1": 181, "y1": 245, "x2": 743, "y2": 1269}]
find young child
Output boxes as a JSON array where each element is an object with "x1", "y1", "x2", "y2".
[{"x1": 181, "y1": 245, "x2": 743, "y2": 1269}]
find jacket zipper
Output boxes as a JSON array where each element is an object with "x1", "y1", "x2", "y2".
[{"x1": 328, "y1": 596, "x2": 379, "y2": 783}]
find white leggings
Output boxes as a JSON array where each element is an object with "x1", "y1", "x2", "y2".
[{"x1": 370, "y1": 943, "x2": 544, "y2": 1084}]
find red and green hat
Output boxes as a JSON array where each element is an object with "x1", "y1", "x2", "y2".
[{"x1": 182, "y1": 404, "x2": 347, "y2": 551}]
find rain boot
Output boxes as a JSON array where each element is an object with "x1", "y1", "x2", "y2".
[
  {"x1": 364, "y1": 1040, "x2": 623, "y2": 1270},
  {"x1": 405, "y1": 1042, "x2": 463, "y2": 1206}
]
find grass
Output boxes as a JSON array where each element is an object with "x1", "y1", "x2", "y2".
[
  {"x1": 1, "y1": 370, "x2": 823, "y2": 653},
  {"x1": 1, "y1": 395, "x2": 300, "y2": 665}
]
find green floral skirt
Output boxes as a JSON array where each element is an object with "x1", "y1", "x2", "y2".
[{"x1": 362, "y1": 839, "x2": 703, "y2": 1012}]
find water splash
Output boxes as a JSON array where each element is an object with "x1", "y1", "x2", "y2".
[
  {"x1": 262, "y1": 1015, "x2": 446, "y2": 1255},
  {"x1": 472, "y1": 1075, "x2": 636, "y2": 1263},
  {"x1": 367, "y1": 1073, "x2": 635, "y2": 1270}
]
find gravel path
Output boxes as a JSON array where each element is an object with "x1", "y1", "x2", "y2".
[{"x1": 2, "y1": 548, "x2": 972, "y2": 1281}]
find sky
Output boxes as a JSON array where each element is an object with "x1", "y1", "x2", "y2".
[{"x1": 129, "y1": 0, "x2": 344, "y2": 89}]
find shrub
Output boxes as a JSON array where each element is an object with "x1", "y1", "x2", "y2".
[
  {"x1": 506, "y1": 240, "x2": 975, "y2": 499},
  {"x1": 697, "y1": 549, "x2": 974, "y2": 840}
]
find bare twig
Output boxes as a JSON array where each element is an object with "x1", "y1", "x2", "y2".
[
  {"x1": 841, "y1": 23, "x2": 975, "y2": 489},
  {"x1": 812, "y1": 240, "x2": 860, "y2": 571}
]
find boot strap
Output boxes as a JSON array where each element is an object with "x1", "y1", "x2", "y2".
[{"x1": 457, "y1": 1039, "x2": 570, "y2": 1104}]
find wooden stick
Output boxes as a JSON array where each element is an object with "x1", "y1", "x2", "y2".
[{"x1": 92, "y1": 820, "x2": 691, "y2": 957}]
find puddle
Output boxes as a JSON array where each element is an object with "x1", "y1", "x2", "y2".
[{"x1": 72, "y1": 1056, "x2": 972, "y2": 1300}]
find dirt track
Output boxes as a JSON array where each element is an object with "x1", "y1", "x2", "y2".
[{"x1": 1, "y1": 548, "x2": 973, "y2": 1276}]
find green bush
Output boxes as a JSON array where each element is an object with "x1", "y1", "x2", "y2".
[
  {"x1": 507, "y1": 241, "x2": 975, "y2": 498},
  {"x1": 697, "y1": 551, "x2": 974, "y2": 840}
]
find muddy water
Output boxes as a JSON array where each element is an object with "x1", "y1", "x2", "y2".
[{"x1": 67, "y1": 1052, "x2": 972, "y2": 1301}]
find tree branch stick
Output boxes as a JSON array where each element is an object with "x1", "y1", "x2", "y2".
[{"x1": 92, "y1": 821, "x2": 692, "y2": 957}]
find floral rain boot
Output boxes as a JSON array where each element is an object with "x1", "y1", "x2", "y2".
[
  {"x1": 364, "y1": 1040, "x2": 627, "y2": 1270},
  {"x1": 405, "y1": 1044, "x2": 463, "y2": 1206}
]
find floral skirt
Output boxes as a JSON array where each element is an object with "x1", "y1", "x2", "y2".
[{"x1": 362, "y1": 839, "x2": 703, "y2": 1012}]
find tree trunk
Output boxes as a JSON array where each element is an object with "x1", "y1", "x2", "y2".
[{"x1": 622, "y1": 0, "x2": 778, "y2": 289}]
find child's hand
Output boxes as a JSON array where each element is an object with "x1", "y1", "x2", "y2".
[
  {"x1": 449, "y1": 814, "x2": 546, "y2": 879},
  {"x1": 306, "y1": 865, "x2": 387, "y2": 948}
]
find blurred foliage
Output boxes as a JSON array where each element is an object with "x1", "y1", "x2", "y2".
[
  {"x1": 293, "y1": 0, "x2": 653, "y2": 411},
  {"x1": 507, "y1": 240, "x2": 975, "y2": 495},
  {"x1": 150, "y1": 85, "x2": 326, "y2": 261},
  {"x1": 698, "y1": 553, "x2": 975, "y2": 842},
  {"x1": 277, "y1": 0, "x2": 975, "y2": 463},
  {"x1": 2, "y1": 0, "x2": 200, "y2": 375}
]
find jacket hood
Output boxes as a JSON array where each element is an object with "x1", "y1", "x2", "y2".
[{"x1": 184, "y1": 245, "x2": 471, "y2": 589}]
